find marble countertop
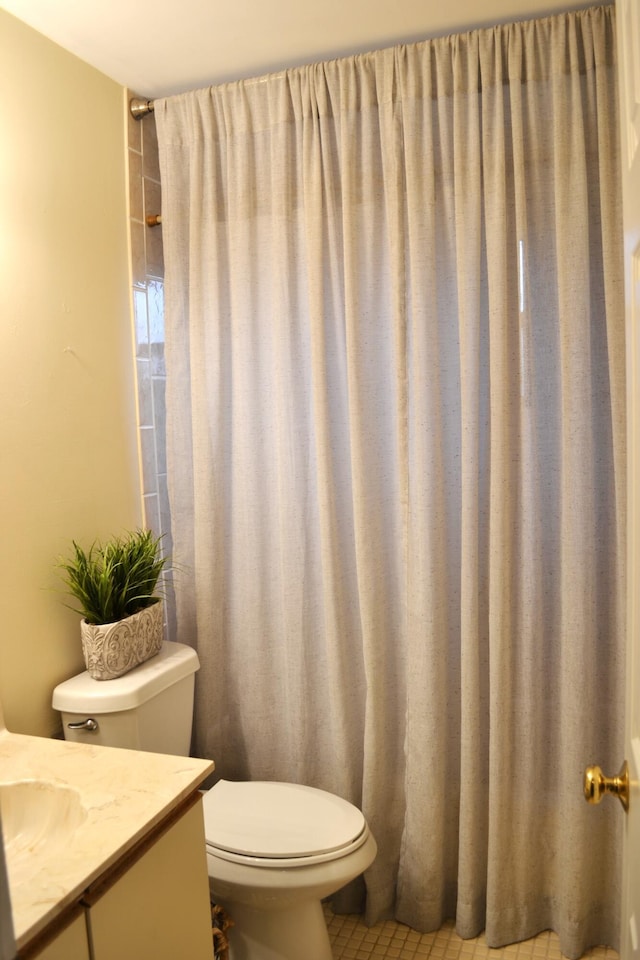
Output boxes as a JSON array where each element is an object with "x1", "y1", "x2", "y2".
[{"x1": 0, "y1": 729, "x2": 214, "y2": 949}]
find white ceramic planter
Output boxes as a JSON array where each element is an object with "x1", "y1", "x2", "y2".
[{"x1": 80, "y1": 600, "x2": 163, "y2": 680}]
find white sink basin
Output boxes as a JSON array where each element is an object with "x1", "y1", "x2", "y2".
[{"x1": 0, "y1": 780, "x2": 87, "y2": 881}]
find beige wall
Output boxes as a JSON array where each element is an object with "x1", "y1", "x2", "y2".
[{"x1": 0, "y1": 10, "x2": 141, "y2": 737}]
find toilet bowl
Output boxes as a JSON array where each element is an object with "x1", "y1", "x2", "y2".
[
  {"x1": 52, "y1": 641, "x2": 376, "y2": 960},
  {"x1": 203, "y1": 779, "x2": 377, "y2": 959}
]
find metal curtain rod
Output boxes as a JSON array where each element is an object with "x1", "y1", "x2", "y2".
[{"x1": 130, "y1": 97, "x2": 155, "y2": 120}]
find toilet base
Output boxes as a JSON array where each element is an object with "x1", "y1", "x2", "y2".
[
  {"x1": 205, "y1": 800, "x2": 377, "y2": 959},
  {"x1": 219, "y1": 896, "x2": 332, "y2": 960}
]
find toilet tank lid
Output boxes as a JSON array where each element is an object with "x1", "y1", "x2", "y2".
[{"x1": 52, "y1": 641, "x2": 200, "y2": 713}]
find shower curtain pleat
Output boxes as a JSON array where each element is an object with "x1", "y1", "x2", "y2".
[{"x1": 155, "y1": 7, "x2": 625, "y2": 957}]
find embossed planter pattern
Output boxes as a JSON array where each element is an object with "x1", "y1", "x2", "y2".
[{"x1": 80, "y1": 600, "x2": 163, "y2": 680}]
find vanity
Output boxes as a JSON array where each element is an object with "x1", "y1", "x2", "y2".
[{"x1": 0, "y1": 729, "x2": 214, "y2": 959}]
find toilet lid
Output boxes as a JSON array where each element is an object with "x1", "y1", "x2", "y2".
[{"x1": 202, "y1": 780, "x2": 366, "y2": 859}]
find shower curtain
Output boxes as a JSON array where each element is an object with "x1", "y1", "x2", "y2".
[{"x1": 155, "y1": 6, "x2": 625, "y2": 957}]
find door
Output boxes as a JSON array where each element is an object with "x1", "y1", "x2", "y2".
[{"x1": 617, "y1": 0, "x2": 640, "y2": 958}]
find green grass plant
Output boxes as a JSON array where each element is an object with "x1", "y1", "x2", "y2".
[{"x1": 59, "y1": 529, "x2": 169, "y2": 625}]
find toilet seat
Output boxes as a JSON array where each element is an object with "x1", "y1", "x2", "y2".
[{"x1": 203, "y1": 780, "x2": 369, "y2": 867}]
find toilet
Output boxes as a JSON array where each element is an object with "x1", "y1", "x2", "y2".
[{"x1": 52, "y1": 641, "x2": 377, "y2": 960}]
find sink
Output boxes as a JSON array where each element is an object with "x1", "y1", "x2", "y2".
[{"x1": 0, "y1": 780, "x2": 87, "y2": 882}]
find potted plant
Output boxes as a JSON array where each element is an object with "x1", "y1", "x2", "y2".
[{"x1": 58, "y1": 529, "x2": 169, "y2": 681}]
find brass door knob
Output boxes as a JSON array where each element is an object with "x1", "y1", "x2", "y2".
[{"x1": 584, "y1": 760, "x2": 630, "y2": 812}]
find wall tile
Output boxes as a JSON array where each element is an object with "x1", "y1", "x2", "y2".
[
  {"x1": 128, "y1": 149, "x2": 143, "y2": 221},
  {"x1": 139, "y1": 425, "x2": 158, "y2": 496},
  {"x1": 142, "y1": 116, "x2": 161, "y2": 181},
  {"x1": 143, "y1": 176, "x2": 162, "y2": 222},
  {"x1": 133, "y1": 286, "x2": 149, "y2": 356},
  {"x1": 131, "y1": 221, "x2": 146, "y2": 286},
  {"x1": 146, "y1": 220, "x2": 165, "y2": 279},
  {"x1": 136, "y1": 359, "x2": 153, "y2": 427},
  {"x1": 143, "y1": 494, "x2": 161, "y2": 538}
]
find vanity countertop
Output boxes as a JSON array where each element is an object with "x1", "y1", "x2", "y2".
[{"x1": 0, "y1": 729, "x2": 214, "y2": 949}]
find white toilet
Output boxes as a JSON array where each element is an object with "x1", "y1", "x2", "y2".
[{"x1": 52, "y1": 641, "x2": 377, "y2": 960}]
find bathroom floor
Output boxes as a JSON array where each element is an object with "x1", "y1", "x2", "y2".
[{"x1": 323, "y1": 909, "x2": 619, "y2": 960}]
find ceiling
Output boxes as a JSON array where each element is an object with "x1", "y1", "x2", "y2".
[{"x1": 0, "y1": 0, "x2": 591, "y2": 99}]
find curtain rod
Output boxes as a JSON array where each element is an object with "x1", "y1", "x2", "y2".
[{"x1": 130, "y1": 97, "x2": 155, "y2": 120}]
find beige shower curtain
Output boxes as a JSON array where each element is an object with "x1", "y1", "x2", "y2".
[{"x1": 156, "y1": 6, "x2": 625, "y2": 956}]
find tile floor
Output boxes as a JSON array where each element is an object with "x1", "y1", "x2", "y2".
[{"x1": 324, "y1": 910, "x2": 619, "y2": 960}]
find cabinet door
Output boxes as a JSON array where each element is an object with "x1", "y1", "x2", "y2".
[
  {"x1": 29, "y1": 911, "x2": 90, "y2": 960},
  {"x1": 87, "y1": 799, "x2": 213, "y2": 960}
]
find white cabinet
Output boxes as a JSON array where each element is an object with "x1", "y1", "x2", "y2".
[
  {"x1": 20, "y1": 795, "x2": 213, "y2": 960},
  {"x1": 28, "y1": 910, "x2": 90, "y2": 960},
  {"x1": 84, "y1": 797, "x2": 213, "y2": 960}
]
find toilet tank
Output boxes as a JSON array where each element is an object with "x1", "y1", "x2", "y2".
[{"x1": 52, "y1": 641, "x2": 199, "y2": 756}]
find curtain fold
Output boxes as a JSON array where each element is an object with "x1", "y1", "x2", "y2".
[{"x1": 156, "y1": 7, "x2": 625, "y2": 956}]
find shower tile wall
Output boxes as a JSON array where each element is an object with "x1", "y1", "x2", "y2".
[{"x1": 127, "y1": 95, "x2": 168, "y2": 550}]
